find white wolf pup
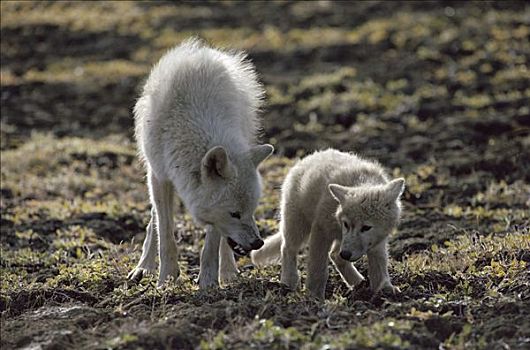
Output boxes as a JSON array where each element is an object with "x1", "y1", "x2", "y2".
[
  {"x1": 251, "y1": 149, "x2": 404, "y2": 299},
  {"x1": 129, "y1": 39, "x2": 274, "y2": 288}
]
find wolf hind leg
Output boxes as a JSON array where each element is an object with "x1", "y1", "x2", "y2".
[
  {"x1": 219, "y1": 237, "x2": 238, "y2": 285},
  {"x1": 329, "y1": 240, "x2": 364, "y2": 288},
  {"x1": 128, "y1": 207, "x2": 158, "y2": 282}
]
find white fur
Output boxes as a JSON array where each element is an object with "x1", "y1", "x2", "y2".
[
  {"x1": 129, "y1": 39, "x2": 273, "y2": 288},
  {"x1": 251, "y1": 149, "x2": 404, "y2": 299}
]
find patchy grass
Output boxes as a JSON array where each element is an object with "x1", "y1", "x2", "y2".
[{"x1": 1, "y1": 1, "x2": 530, "y2": 349}]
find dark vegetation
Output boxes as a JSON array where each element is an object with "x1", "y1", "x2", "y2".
[{"x1": 1, "y1": 1, "x2": 529, "y2": 349}]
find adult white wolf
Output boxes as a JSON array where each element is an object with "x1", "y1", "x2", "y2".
[
  {"x1": 129, "y1": 39, "x2": 273, "y2": 288},
  {"x1": 252, "y1": 149, "x2": 404, "y2": 299}
]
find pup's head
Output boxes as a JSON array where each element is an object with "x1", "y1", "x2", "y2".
[
  {"x1": 192, "y1": 144, "x2": 274, "y2": 256},
  {"x1": 328, "y1": 178, "x2": 405, "y2": 262}
]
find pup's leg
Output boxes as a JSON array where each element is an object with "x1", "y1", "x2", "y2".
[
  {"x1": 198, "y1": 225, "x2": 221, "y2": 289},
  {"x1": 306, "y1": 225, "x2": 334, "y2": 299},
  {"x1": 128, "y1": 207, "x2": 158, "y2": 281},
  {"x1": 329, "y1": 240, "x2": 364, "y2": 288},
  {"x1": 280, "y1": 217, "x2": 307, "y2": 290},
  {"x1": 149, "y1": 172, "x2": 179, "y2": 287},
  {"x1": 219, "y1": 237, "x2": 238, "y2": 285},
  {"x1": 367, "y1": 238, "x2": 399, "y2": 294}
]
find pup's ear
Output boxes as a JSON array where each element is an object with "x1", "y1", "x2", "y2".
[
  {"x1": 249, "y1": 144, "x2": 274, "y2": 167},
  {"x1": 328, "y1": 184, "x2": 349, "y2": 203},
  {"x1": 201, "y1": 146, "x2": 235, "y2": 180},
  {"x1": 385, "y1": 178, "x2": 405, "y2": 202}
]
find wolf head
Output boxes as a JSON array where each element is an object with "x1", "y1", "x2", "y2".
[
  {"x1": 328, "y1": 178, "x2": 405, "y2": 262},
  {"x1": 192, "y1": 144, "x2": 274, "y2": 255}
]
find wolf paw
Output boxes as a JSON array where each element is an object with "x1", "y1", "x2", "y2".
[
  {"x1": 128, "y1": 267, "x2": 155, "y2": 284},
  {"x1": 219, "y1": 267, "x2": 239, "y2": 285},
  {"x1": 157, "y1": 267, "x2": 180, "y2": 287},
  {"x1": 198, "y1": 275, "x2": 220, "y2": 289}
]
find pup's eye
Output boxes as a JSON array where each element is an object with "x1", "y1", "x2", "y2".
[
  {"x1": 342, "y1": 220, "x2": 350, "y2": 230},
  {"x1": 361, "y1": 225, "x2": 372, "y2": 232},
  {"x1": 230, "y1": 212, "x2": 241, "y2": 219}
]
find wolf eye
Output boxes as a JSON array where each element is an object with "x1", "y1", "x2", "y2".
[
  {"x1": 230, "y1": 212, "x2": 241, "y2": 219},
  {"x1": 361, "y1": 225, "x2": 372, "y2": 232},
  {"x1": 342, "y1": 220, "x2": 350, "y2": 231}
]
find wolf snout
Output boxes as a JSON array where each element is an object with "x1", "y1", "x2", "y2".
[
  {"x1": 251, "y1": 238, "x2": 264, "y2": 250},
  {"x1": 227, "y1": 237, "x2": 263, "y2": 256}
]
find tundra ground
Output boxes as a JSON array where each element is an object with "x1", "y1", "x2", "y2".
[{"x1": 1, "y1": 2, "x2": 529, "y2": 349}]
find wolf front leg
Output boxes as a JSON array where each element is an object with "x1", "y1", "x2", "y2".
[
  {"x1": 219, "y1": 237, "x2": 238, "y2": 285},
  {"x1": 306, "y1": 225, "x2": 334, "y2": 300},
  {"x1": 367, "y1": 238, "x2": 399, "y2": 294},
  {"x1": 128, "y1": 207, "x2": 158, "y2": 282},
  {"x1": 329, "y1": 240, "x2": 365, "y2": 288},
  {"x1": 149, "y1": 172, "x2": 180, "y2": 287},
  {"x1": 280, "y1": 220, "x2": 308, "y2": 290},
  {"x1": 198, "y1": 225, "x2": 221, "y2": 289}
]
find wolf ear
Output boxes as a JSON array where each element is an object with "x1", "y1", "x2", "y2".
[
  {"x1": 201, "y1": 146, "x2": 235, "y2": 180},
  {"x1": 386, "y1": 178, "x2": 405, "y2": 202},
  {"x1": 328, "y1": 184, "x2": 349, "y2": 203},
  {"x1": 249, "y1": 144, "x2": 274, "y2": 167}
]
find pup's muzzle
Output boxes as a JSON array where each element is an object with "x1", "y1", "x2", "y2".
[
  {"x1": 340, "y1": 250, "x2": 362, "y2": 262},
  {"x1": 251, "y1": 238, "x2": 264, "y2": 250},
  {"x1": 340, "y1": 250, "x2": 352, "y2": 261}
]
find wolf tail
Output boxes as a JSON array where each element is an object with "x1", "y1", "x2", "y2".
[{"x1": 251, "y1": 232, "x2": 282, "y2": 267}]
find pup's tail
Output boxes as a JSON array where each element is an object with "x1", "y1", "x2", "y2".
[{"x1": 251, "y1": 232, "x2": 282, "y2": 267}]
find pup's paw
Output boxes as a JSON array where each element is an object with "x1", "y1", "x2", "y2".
[
  {"x1": 308, "y1": 289, "x2": 326, "y2": 301},
  {"x1": 380, "y1": 283, "x2": 401, "y2": 295},
  {"x1": 375, "y1": 282, "x2": 401, "y2": 297},
  {"x1": 368, "y1": 283, "x2": 400, "y2": 305},
  {"x1": 280, "y1": 273, "x2": 300, "y2": 290}
]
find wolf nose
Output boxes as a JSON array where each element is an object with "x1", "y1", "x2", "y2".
[
  {"x1": 340, "y1": 250, "x2": 352, "y2": 261},
  {"x1": 251, "y1": 239, "x2": 264, "y2": 250}
]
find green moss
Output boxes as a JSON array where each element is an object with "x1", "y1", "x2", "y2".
[
  {"x1": 402, "y1": 232, "x2": 529, "y2": 277},
  {"x1": 253, "y1": 319, "x2": 308, "y2": 348},
  {"x1": 22, "y1": 60, "x2": 149, "y2": 84},
  {"x1": 323, "y1": 319, "x2": 412, "y2": 349}
]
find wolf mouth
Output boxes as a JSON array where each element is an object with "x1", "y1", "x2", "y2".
[{"x1": 227, "y1": 237, "x2": 250, "y2": 256}]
